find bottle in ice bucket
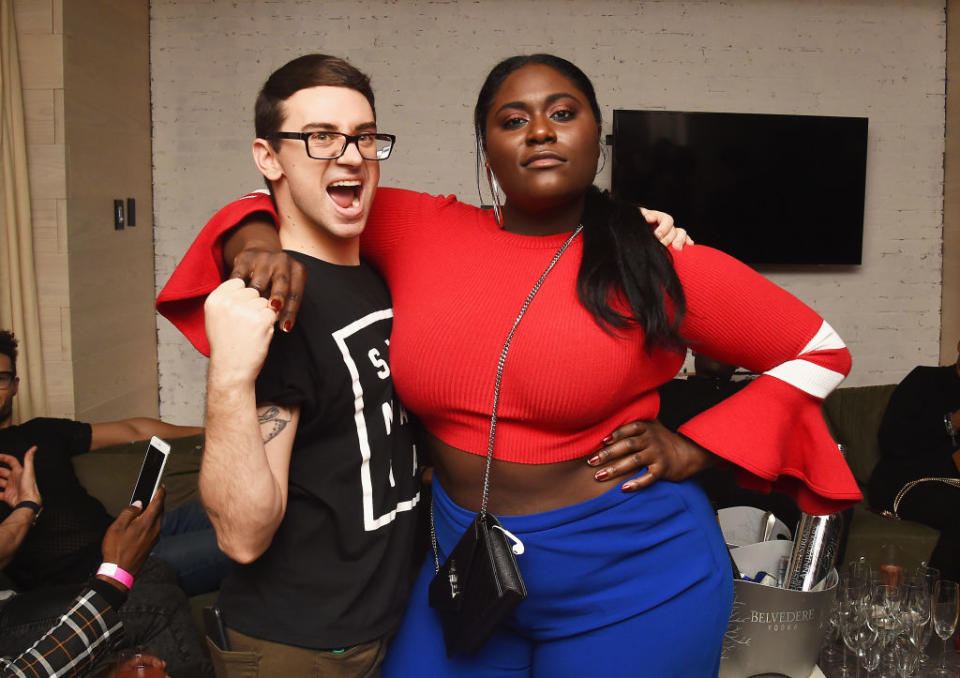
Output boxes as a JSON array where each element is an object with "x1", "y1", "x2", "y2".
[{"x1": 784, "y1": 512, "x2": 842, "y2": 591}]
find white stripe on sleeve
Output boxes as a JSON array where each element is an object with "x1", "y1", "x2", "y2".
[
  {"x1": 799, "y1": 320, "x2": 846, "y2": 354},
  {"x1": 763, "y1": 321, "x2": 847, "y2": 399},
  {"x1": 764, "y1": 360, "x2": 846, "y2": 399}
]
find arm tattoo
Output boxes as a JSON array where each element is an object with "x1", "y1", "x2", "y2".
[{"x1": 258, "y1": 406, "x2": 290, "y2": 445}]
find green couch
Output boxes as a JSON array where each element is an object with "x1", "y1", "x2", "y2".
[
  {"x1": 821, "y1": 384, "x2": 940, "y2": 568},
  {"x1": 73, "y1": 434, "x2": 206, "y2": 519}
]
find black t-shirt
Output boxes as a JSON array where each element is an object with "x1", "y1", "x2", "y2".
[
  {"x1": 0, "y1": 418, "x2": 110, "y2": 588},
  {"x1": 218, "y1": 252, "x2": 423, "y2": 649}
]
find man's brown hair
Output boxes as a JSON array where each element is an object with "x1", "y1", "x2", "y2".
[{"x1": 255, "y1": 54, "x2": 376, "y2": 150}]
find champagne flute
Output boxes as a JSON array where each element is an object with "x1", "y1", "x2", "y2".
[
  {"x1": 871, "y1": 581, "x2": 904, "y2": 672},
  {"x1": 932, "y1": 579, "x2": 959, "y2": 675},
  {"x1": 825, "y1": 572, "x2": 865, "y2": 669},
  {"x1": 894, "y1": 634, "x2": 920, "y2": 677},
  {"x1": 875, "y1": 582, "x2": 904, "y2": 617},
  {"x1": 833, "y1": 576, "x2": 868, "y2": 676},
  {"x1": 904, "y1": 581, "x2": 931, "y2": 651},
  {"x1": 872, "y1": 583, "x2": 903, "y2": 646},
  {"x1": 858, "y1": 624, "x2": 882, "y2": 676},
  {"x1": 840, "y1": 595, "x2": 867, "y2": 677},
  {"x1": 916, "y1": 565, "x2": 941, "y2": 597},
  {"x1": 822, "y1": 591, "x2": 846, "y2": 667},
  {"x1": 848, "y1": 557, "x2": 873, "y2": 588},
  {"x1": 915, "y1": 565, "x2": 940, "y2": 667}
]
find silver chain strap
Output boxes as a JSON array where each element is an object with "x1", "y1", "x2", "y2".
[
  {"x1": 431, "y1": 497, "x2": 440, "y2": 573},
  {"x1": 431, "y1": 224, "x2": 584, "y2": 573},
  {"x1": 882, "y1": 476, "x2": 960, "y2": 519}
]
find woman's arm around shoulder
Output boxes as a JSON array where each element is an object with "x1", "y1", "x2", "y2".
[{"x1": 156, "y1": 192, "x2": 279, "y2": 355}]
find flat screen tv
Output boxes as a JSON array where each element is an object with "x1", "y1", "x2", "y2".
[{"x1": 611, "y1": 110, "x2": 868, "y2": 265}]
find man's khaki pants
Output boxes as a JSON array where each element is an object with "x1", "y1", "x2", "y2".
[{"x1": 207, "y1": 626, "x2": 387, "y2": 678}]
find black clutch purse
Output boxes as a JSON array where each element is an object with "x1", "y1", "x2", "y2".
[
  {"x1": 427, "y1": 224, "x2": 583, "y2": 657},
  {"x1": 428, "y1": 511, "x2": 527, "y2": 656}
]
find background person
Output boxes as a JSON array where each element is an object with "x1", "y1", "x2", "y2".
[
  {"x1": 868, "y1": 338, "x2": 960, "y2": 580},
  {"x1": 199, "y1": 54, "x2": 421, "y2": 678},
  {"x1": 0, "y1": 444, "x2": 168, "y2": 678},
  {"x1": 0, "y1": 330, "x2": 225, "y2": 596},
  {"x1": 0, "y1": 331, "x2": 212, "y2": 676}
]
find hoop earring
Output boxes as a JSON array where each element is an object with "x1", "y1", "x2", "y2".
[
  {"x1": 485, "y1": 164, "x2": 505, "y2": 229},
  {"x1": 596, "y1": 143, "x2": 607, "y2": 176}
]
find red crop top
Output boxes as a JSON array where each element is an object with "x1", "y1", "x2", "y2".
[{"x1": 158, "y1": 188, "x2": 860, "y2": 514}]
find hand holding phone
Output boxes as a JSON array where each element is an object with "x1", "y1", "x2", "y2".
[
  {"x1": 100, "y1": 485, "x2": 165, "y2": 588},
  {"x1": 130, "y1": 436, "x2": 171, "y2": 506}
]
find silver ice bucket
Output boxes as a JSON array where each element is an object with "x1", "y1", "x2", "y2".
[{"x1": 720, "y1": 540, "x2": 837, "y2": 678}]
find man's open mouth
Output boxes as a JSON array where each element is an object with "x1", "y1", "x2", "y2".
[{"x1": 327, "y1": 180, "x2": 362, "y2": 209}]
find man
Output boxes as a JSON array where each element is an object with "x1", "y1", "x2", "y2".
[
  {"x1": 0, "y1": 331, "x2": 213, "y2": 675},
  {"x1": 868, "y1": 339, "x2": 960, "y2": 579},
  {"x1": 200, "y1": 54, "x2": 421, "y2": 676},
  {"x1": 0, "y1": 330, "x2": 222, "y2": 595},
  {"x1": 0, "y1": 445, "x2": 167, "y2": 678}
]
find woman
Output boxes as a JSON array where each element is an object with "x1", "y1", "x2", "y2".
[{"x1": 161, "y1": 55, "x2": 860, "y2": 676}]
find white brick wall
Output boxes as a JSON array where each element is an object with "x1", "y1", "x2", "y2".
[{"x1": 151, "y1": 0, "x2": 947, "y2": 423}]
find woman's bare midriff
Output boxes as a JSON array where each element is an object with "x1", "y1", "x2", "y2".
[{"x1": 426, "y1": 431, "x2": 620, "y2": 515}]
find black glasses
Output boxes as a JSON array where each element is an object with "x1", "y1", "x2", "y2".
[
  {"x1": 275, "y1": 131, "x2": 396, "y2": 161},
  {"x1": 0, "y1": 371, "x2": 14, "y2": 389}
]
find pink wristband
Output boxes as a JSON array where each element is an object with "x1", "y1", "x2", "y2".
[{"x1": 96, "y1": 562, "x2": 135, "y2": 589}]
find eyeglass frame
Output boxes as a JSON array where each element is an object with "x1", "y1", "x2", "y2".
[
  {"x1": 0, "y1": 371, "x2": 16, "y2": 389},
  {"x1": 274, "y1": 131, "x2": 396, "y2": 161}
]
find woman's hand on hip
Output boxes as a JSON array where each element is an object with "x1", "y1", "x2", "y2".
[{"x1": 587, "y1": 420, "x2": 714, "y2": 491}]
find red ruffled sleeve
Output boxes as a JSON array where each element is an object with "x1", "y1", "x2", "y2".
[
  {"x1": 670, "y1": 245, "x2": 861, "y2": 515},
  {"x1": 156, "y1": 191, "x2": 277, "y2": 356}
]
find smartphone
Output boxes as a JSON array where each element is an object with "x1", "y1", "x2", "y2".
[
  {"x1": 130, "y1": 436, "x2": 171, "y2": 506},
  {"x1": 203, "y1": 606, "x2": 230, "y2": 651}
]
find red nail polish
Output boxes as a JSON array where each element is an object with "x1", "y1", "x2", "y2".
[
  {"x1": 602, "y1": 435, "x2": 613, "y2": 445},
  {"x1": 282, "y1": 321, "x2": 292, "y2": 332},
  {"x1": 594, "y1": 469, "x2": 609, "y2": 481},
  {"x1": 587, "y1": 455, "x2": 600, "y2": 466},
  {"x1": 621, "y1": 482, "x2": 635, "y2": 492},
  {"x1": 270, "y1": 299, "x2": 282, "y2": 311}
]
